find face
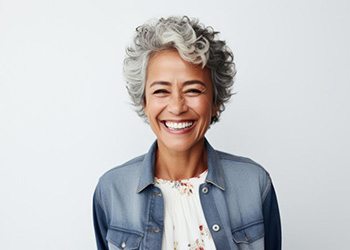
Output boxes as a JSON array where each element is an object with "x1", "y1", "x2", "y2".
[{"x1": 144, "y1": 49, "x2": 217, "y2": 153}]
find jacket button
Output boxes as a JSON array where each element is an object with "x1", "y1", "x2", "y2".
[
  {"x1": 212, "y1": 224, "x2": 220, "y2": 232},
  {"x1": 153, "y1": 191, "x2": 162, "y2": 197},
  {"x1": 147, "y1": 227, "x2": 161, "y2": 233},
  {"x1": 202, "y1": 186, "x2": 209, "y2": 194},
  {"x1": 120, "y1": 241, "x2": 126, "y2": 249}
]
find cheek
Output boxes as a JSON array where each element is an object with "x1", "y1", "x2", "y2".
[
  {"x1": 144, "y1": 98, "x2": 165, "y2": 118},
  {"x1": 188, "y1": 98, "x2": 214, "y2": 119}
]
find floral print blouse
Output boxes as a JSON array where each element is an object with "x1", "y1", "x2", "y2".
[{"x1": 154, "y1": 170, "x2": 216, "y2": 250}]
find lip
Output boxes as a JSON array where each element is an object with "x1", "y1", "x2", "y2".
[{"x1": 160, "y1": 120, "x2": 195, "y2": 134}]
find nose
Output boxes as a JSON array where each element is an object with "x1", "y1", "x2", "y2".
[{"x1": 168, "y1": 92, "x2": 188, "y2": 115}]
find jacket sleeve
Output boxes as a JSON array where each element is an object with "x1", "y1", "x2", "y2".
[
  {"x1": 93, "y1": 185, "x2": 108, "y2": 250},
  {"x1": 262, "y1": 182, "x2": 282, "y2": 250}
]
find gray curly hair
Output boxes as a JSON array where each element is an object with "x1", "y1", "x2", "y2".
[{"x1": 123, "y1": 16, "x2": 236, "y2": 123}]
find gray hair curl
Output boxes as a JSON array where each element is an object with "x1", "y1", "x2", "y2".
[{"x1": 123, "y1": 16, "x2": 236, "y2": 123}]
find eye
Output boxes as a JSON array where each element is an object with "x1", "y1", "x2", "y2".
[
  {"x1": 152, "y1": 89, "x2": 170, "y2": 96},
  {"x1": 185, "y1": 88, "x2": 203, "y2": 96}
]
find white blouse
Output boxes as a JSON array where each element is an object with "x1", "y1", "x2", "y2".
[{"x1": 154, "y1": 170, "x2": 216, "y2": 250}]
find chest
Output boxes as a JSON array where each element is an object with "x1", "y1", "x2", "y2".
[{"x1": 105, "y1": 184, "x2": 264, "y2": 250}]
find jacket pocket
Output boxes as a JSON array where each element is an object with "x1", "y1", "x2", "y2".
[
  {"x1": 106, "y1": 226, "x2": 143, "y2": 250},
  {"x1": 232, "y1": 220, "x2": 264, "y2": 244}
]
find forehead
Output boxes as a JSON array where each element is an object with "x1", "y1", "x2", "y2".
[{"x1": 146, "y1": 49, "x2": 211, "y2": 85}]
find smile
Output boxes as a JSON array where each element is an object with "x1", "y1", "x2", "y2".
[{"x1": 163, "y1": 121, "x2": 194, "y2": 130}]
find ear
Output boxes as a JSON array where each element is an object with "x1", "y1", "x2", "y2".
[
  {"x1": 142, "y1": 94, "x2": 147, "y2": 112},
  {"x1": 211, "y1": 104, "x2": 219, "y2": 123},
  {"x1": 211, "y1": 104, "x2": 219, "y2": 117}
]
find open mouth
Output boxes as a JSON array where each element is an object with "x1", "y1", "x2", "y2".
[{"x1": 162, "y1": 121, "x2": 194, "y2": 131}]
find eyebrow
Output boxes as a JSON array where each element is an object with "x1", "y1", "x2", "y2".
[{"x1": 149, "y1": 80, "x2": 207, "y2": 88}]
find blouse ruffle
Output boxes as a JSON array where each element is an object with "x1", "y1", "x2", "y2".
[{"x1": 154, "y1": 170, "x2": 216, "y2": 250}]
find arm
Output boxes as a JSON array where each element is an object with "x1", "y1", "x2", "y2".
[
  {"x1": 263, "y1": 183, "x2": 282, "y2": 250},
  {"x1": 93, "y1": 186, "x2": 108, "y2": 250}
]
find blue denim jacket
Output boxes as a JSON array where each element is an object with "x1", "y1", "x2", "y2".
[{"x1": 93, "y1": 139, "x2": 281, "y2": 250}]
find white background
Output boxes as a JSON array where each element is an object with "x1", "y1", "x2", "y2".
[{"x1": 1, "y1": 0, "x2": 349, "y2": 249}]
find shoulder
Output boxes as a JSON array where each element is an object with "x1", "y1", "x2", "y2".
[
  {"x1": 215, "y1": 149, "x2": 272, "y2": 199},
  {"x1": 217, "y1": 150, "x2": 269, "y2": 175},
  {"x1": 96, "y1": 154, "x2": 145, "y2": 190}
]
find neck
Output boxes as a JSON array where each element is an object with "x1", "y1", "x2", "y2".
[{"x1": 155, "y1": 138, "x2": 208, "y2": 180}]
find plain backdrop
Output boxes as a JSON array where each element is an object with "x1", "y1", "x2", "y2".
[{"x1": 1, "y1": 0, "x2": 349, "y2": 249}]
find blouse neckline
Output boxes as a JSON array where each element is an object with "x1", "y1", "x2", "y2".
[{"x1": 154, "y1": 169, "x2": 208, "y2": 183}]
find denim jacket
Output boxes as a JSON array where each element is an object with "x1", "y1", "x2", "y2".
[{"x1": 93, "y1": 139, "x2": 281, "y2": 250}]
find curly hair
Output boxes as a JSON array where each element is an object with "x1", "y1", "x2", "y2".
[{"x1": 123, "y1": 16, "x2": 236, "y2": 123}]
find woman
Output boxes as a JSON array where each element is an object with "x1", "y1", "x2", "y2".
[{"x1": 93, "y1": 16, "x2": 281, "y2": 250}]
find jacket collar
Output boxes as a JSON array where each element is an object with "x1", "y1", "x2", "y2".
[{"x1": 137, "y1": 138, "x2": 225, "y2": 193}]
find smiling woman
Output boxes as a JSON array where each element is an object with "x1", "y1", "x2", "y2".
[
  {"x1": 93, "y1": 16, "x2": 281, "y2": 250},
  {"x1": 144, "y1": 50, "x2": 215, "y2": 164}
]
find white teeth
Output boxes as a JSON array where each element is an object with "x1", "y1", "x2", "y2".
[{"x1": 165, "y1": 121, "x2": 193, "y2": 130}]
